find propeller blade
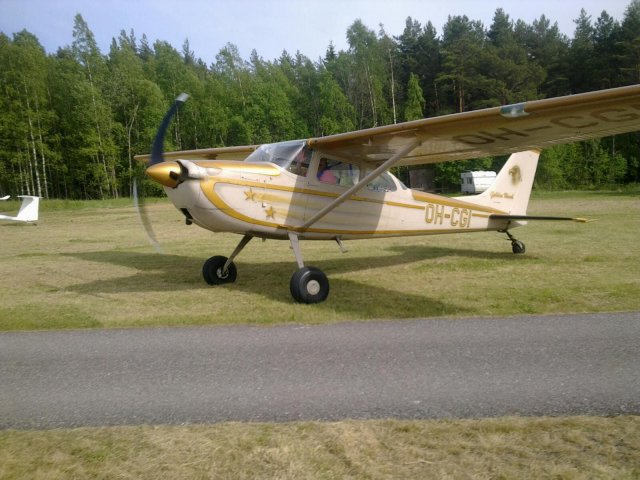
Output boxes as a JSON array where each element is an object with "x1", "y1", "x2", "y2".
[
  {"x1": 149, "y1": 93, "x2": 190, "y2": 167},
  {"x1": 135, "y1": 93, "x2": 190, "y2": 252},
  {"x1": 133, "y1": 178, "x2": 163, "y2": 253}
]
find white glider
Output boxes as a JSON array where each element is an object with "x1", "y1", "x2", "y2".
[{"x1": 0, "y1": 195, "x2": 40, "y2": 223}]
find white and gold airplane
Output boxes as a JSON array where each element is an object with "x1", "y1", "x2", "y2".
[{"x1": 137, "y1": 85, "x2": 640, "y2": 303}]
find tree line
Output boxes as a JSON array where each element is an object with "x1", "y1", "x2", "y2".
[{"x1": 1, "y1": 2, "x2": 639, "y2": 199}]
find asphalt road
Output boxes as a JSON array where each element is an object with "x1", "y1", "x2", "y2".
[{"x1": 1, "y1": 312, "x2": 639, "y2": 429}]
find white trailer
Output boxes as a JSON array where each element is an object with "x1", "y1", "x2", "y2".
[{"x1": 460, "y1": 171, "x2": 496, "y2": 194}]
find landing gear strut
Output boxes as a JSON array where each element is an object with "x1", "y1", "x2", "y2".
[
  {"x1": 201, "y1": 232, "x2": 331, "y2": 303},
  {"x1": 501, "y1": 229, "x2": 526, "y2": 254},
  {"x1": 288, "y1": 232, "x2": 329, "y2": 303}
]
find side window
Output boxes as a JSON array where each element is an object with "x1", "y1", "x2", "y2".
[
  {"x1": 317, "y1": 158, "x2": 359, "y2": 187},
  {"x1": 367, "y1": 172, "x2": 397, "y2": 192},
  {"x1": 287, "y1": 148, "x2": 312, "y2": 177}
]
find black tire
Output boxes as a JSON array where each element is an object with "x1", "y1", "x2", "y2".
[
  {"x1": 511, "y1": 240, "x2": 526, "y2": 254},
  {"x1": 290, "y1": 267, "x2": 330, "y2": 304},
  {"x1": 203, "y1": 256, "x2": 237, "y2": 285}
]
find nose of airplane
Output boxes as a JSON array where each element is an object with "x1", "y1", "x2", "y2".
[{"x1": 146, "y1": 161, "x2": 181, "y2": 188}]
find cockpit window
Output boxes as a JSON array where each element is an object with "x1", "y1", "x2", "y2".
[
  {"x1": 245, "y1": 140, "x2": 312, "y2": 177},
  {"x1": 366, "y1": 171, "x2": 397, "y2": 192},
  {"x1": 317, "y1": 158, "x2": 360, "y2": 187}
]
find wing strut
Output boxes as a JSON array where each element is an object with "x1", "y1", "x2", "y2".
[{"x1": 299, "y1": 138, "x2": 421, "y2": 231}]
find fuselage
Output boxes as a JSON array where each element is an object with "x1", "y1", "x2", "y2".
[{"x1": 157, "y1": 159, "x2": 513, "y2": 241}]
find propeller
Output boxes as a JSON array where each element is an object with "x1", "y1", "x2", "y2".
[
  {"x1": 134, "y1": 93, "x2": 190, "y2": 253},
  {"x1": 150, "y1": 92, "x2": 189, "y2": 167},
  {"x1": 133, "y1": 179, "x2": 162, "y2": 253}
]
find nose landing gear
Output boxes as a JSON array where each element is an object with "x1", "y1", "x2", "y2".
[
  {"x1": 202, "y1": 234, "x2": 253, "y2": 285},
  {"x1": 202, "y1": 255, "x2": 237, "y2": 284}
]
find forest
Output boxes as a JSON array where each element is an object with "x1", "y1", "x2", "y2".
[{"x1": 1, "y1": 2, "x2": 639, "y2": 199}]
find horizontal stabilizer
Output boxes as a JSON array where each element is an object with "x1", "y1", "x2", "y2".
[{"x1": 489, "y1": 214, "x2": 594, "y2": 223}]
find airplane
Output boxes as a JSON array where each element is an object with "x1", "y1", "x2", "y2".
[
  {"x1": 136, "y1": 85, "x2": 640, "y2": 303},
  {"x1": 0, "y1": 195, "x2": 39, "y2": 224}
]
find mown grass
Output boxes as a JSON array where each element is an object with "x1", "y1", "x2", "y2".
[
  {"x1": 1, "y1": 416, "x2": 638, "y2": 479},
  {"x1": 2, "y1": 191, "x2": 639, "y2": 478},
  {"x1": 1, "y1": 191, "x2": 638, "y2": 330}
]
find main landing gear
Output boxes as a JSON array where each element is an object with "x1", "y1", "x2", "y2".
[
  {"x1": 500, "y1": 229, "x2": 526, "y2": 254},
  {"x1": 287, "y1": 232, "x2": 330, "y2": 303},
  {"x1": 201, "y1": 232, "x2": 330, "y2": 304}
]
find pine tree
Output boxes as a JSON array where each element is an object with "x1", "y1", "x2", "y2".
[{"x1": 403, "y1": 73, "x2": 425, "y2": 121}]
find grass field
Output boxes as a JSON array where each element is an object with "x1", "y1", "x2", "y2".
[
  {"x1": 1, "y1": 416, "x2": 639, "y2": 479},
  {"x1": 1, "y1": 191, "x2": 639, "y2": 478},
  {"x1": 1, "y1": 191, "x2": 638, "y2": 330}
]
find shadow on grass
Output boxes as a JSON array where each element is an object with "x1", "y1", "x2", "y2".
[
  {"x1": 62, "y1": 243, "x2": 526, "y2": 317},
  {"x1": 0, "y1": 222, "x2": 37, "y2": 228}
]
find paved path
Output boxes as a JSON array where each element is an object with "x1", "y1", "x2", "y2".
[{"x1": 1, "y1": 312, "x2": 639, "y2": 429}]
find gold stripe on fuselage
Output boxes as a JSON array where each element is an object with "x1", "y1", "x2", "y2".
[
  {"x1": 203, "y1": 175, "x2": 504, "y2": 212},
  {"x1": 199, "y1": 177, "x2": 506, "y2": 236}
]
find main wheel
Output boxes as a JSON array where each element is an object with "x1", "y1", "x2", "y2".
[
  {"x1": 290, "y1": 267, "x2": 330, "y2": 304},
  {"x1": 203, "y1": 256, "x2": 237, "y2": 285},
  {"x1": 511, "y1": 240, "x2": 526, "y2": 254}
]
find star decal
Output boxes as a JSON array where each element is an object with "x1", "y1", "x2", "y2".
[
  {"x1": 244, "y1": 188, "x2": 256, "y2": 201},
  {"x1": 264, "y1": 205, "x2": 276, "y2": 219}
]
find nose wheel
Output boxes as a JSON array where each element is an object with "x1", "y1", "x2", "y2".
[
  {"x1": 202, "y1": 234, "x2": 253, "y2": 285},
  {"x1": 203, "y1": 255, "x2": 237, "y2": 284}
]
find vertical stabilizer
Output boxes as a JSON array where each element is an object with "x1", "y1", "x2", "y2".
[
  {"x1": 15, "y1": 196, "x2": 40, "y2": 222},
  {"x1": 463, "y1": 150, "x2": 540, "y2": 215}
]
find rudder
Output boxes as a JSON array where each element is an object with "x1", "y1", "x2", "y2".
[{"x1": 464, "y1": 150, "x2": 540, "y2": 215}]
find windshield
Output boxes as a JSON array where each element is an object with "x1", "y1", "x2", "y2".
[{"x1": 245, "y1": 140, "x2": 308, "y2": 168}]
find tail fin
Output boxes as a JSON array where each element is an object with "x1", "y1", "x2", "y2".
[
  {"x1": 463, "y1": 150, "x2": 540, "y2": 215},
  {"x1": 15, "y1": 196, "x2": 40, "y2": 222}
]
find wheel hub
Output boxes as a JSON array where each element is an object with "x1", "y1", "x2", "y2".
[{"x1": 306, "y1": 279, "x2": 321, "y2": 295}]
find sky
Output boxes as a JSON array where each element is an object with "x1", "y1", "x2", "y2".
[{"x1": 0, "y1": 0, "x2": 631, "y2": 64}]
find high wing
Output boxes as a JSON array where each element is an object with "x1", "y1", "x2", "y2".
[
  {"x1": 308, "y1": 84, "x2": 640, "y2": 167},
  {"x1": 135, "y1": 145, "x2": 257, "y2": 163},
  {"x1": 136, "y1": 85, "x2": 640, "y2": 167}
]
